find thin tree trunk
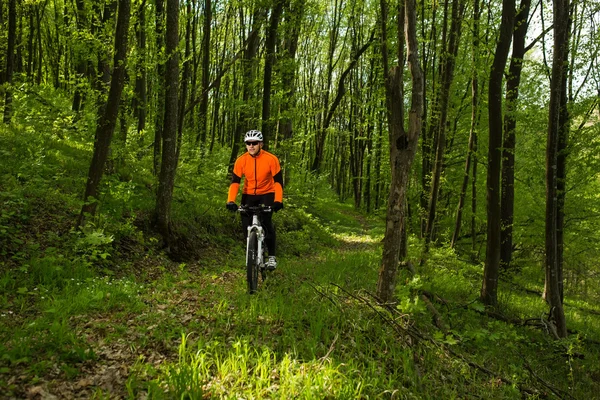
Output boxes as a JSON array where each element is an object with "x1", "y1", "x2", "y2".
[
  {"x1": 228, "y1": 8, "x2": 263, "y2": 170},
  {"x1": 544, "y1": 0, "x2": 569, "y2": 338},
  {"x1": 3, "y1": 0, "x2": 16, "y2": 123},
  {"x1": 72, "y1": 0, "x2": 88, "y2": 111},
  {"x1": 177, "y1": 0, "x2": 192, "y2": 162},
  {"x1": 155, "y1": 0, "x2": 180, "y2": 244},
  {"x1": 451, "y1": 0, "x2": 480, "y2": 249},
  {"x1": 76, "y1": 0, "x2": 131, "y2": 227},
  {"x1": 311, "y1": 31, "x2": 375, "y2": 172},
  {"x1": 133, "y1": 0, "x2": 147, "y2": 135},
  {"x1": 153, "y1": 0, "x2": 165, "y2": 175},
  {"x1": 279, "y1": 0, "x2": 303, "y2": 184},
  {"x1": 197, "y1": 0, "x2": 211, "y2": 146},
  {"x1": 423, "y1": 0, "x2": 465, "y2": 250},
  {"x1": 482, "y1": 0, "x2": 515, "y2": 307},
  {"x1": 500, "y1": 0, "x2": 531, "y2": 269},
  {"x1": 261, "y1": 0, "x2": 284, "y2": 148}
]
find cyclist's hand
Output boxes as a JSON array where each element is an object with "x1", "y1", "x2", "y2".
[
  {"x1": 273, "y1": 202, "x2": 283, "y2": 212},
  {"x1": 226, "y1": 202, "x2": 238, "y2": 212}
]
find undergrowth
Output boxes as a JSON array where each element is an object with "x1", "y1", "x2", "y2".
[{"x1": 0, "y1": 89, "x2": 599, "y2": 398}]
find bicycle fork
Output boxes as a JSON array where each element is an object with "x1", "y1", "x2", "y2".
[{"x1": 246, "y1": 215, "x2": 265, "y2": 268}]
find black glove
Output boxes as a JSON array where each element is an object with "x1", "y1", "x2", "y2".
[
  {"x1": 226, "y1": 202, "x2": 238, "y2": 212},
  {"x1": 273, "y1": 202, "x2": 283, "y2": 212}
]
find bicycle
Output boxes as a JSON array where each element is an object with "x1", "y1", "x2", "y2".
[{"x1": 238, "y1": 205, "x2": 272, "y2": 294}]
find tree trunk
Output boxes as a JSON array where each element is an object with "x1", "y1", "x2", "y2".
[
  {"x1": 3, "y1": 0, "x2": 16, "y2": 123},
  {"x1": 544, "y1": 0, "x2": 569, "y2": 338},
  {"x1": 155, "y1": 0, "x2": 180, "y2": 244},
  {"x1": 76, "y1": 0, "x2": 131, "y2": 227},
  {"x1": 153, "y1": 0, "x2": 166, "y2": 175},
  {"x1": 451, "y1": 0, "x2": 480, "y2": 250},
  {"x1": 500, "y1": 0, "x2": 531, "y2": 269},
  {"x1": 423, "y1": 0, "x2": 465, "y2": 250},
  {"x1": 72, "y1": 0, "x2": 88, "y2": 111},
  {"x1": 133, "y1": 0, "x2": 147, "y2": 135},
  {"x1": 311, "y1": 31, "x2": 374, "y2": 172},
  {"x1": 279, "y1": 0, "x2": 304, "y2": 184},
  {"x1": 377, "y1": 0, "x2": 423, "y2": 303},
  {"x1": 261, "y1": 0, "x2": 284, "y2": 148},
  {"x1": 481, "y1": 0, "x2": 515, "y2": 307},
  {"x1": 177, "y1": 0, "x2": 192, "y2": 161},
  {"x1": 228, "y1": 9, "x2": 263, "y2": 170},
  {"x1": 197, "y1": 0, "x2": 211, "y2": 146}
]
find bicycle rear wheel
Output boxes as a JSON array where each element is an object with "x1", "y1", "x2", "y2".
[{"x1": 247, "y1": 231, "x2": 259, "y2": 294}]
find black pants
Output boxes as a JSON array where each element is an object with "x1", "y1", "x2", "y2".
[{"x1": 241, "y1": 193, "x2": 276, "y2": 256}]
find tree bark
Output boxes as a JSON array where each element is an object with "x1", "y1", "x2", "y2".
[
  {"x1": 261, "y1": 0, "x2": 284, "y2": 148},
  {"x1": 482, "y1": 0, "x2": 515, "y2": 307},
  {"x1": 3, "y1": 0, "x2": 16, "y2": 123},
  {"x1": 177, "y1": 0, "x2": 193, "y2": 161},
  {"x1": 228, "y1": 8, "x2": 263, "y2": 170},
  {"x1": 72, "y1": 0, "x2": 88, "y2": 112},
  {"x1": 76, "y1": 0, "x2": 131, "y2": 227},
  {"x1": 155, "y1": 0, "x2": 180, "y2": 244},
  {"x1": 544, "y1": 0, "x2": 569, "y2": 338},
  {"x1": 197, "y1": 0, "x2": 211, "y2": 146},
  {"x1": 423, "y1": 0, "x2": 465, "y2": 249},
  {"x1": 153, "y1": 0, "x2": 166, "y2": 175},
  {"x1": 451, "y1": 0, "x2": 480, "y2": 249},
  {"x1": 377, "y1": 0, "x2": 423, "y2": 303},
  {"x1": 500, "y1": 0, "x2": 531, "y2": 269},
  {"x1": 133, "y1": 0, "x2": 147, "y2": 135}
]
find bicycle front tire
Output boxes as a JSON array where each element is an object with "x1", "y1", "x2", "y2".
[{"x1": 247, "y1": 231, "x2": 259, "y2": 294}]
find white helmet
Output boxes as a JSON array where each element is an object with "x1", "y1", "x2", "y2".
[{"x1": 244, "y1": 130, "x2": 263, "y2": 142}]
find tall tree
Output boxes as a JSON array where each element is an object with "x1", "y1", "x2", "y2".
[
  {"x1": 153, "y1": 0, "x2": 166, "y2": 175},
  {"x1": 2, "y1": 0, "x2": 16, "y2": 123},
  {"x1": 261, "y1": 0, "x2": 284, "y2": 148},
  {"x1": 132, "y1": 0, "x2": 147, "y2": 135},
  {"x1": 423, "y1": 0, "x2": 465, "y2": 249},
  {"x1": 377, "y1": 0, "x2": 423, "y2": 302},
  {"x1": 197, "y1": 0, "x2": 212, "y2": 146},
  {"x1": 544, "y1": 0, "x2": 570, "y2": 338},
  {"x1": 451, "y1": 0, "x2": 481, "y2": 249},
  {"x1": 500, "y1": 0, "x2": 531, "y2": 269},
  {"x1": 481, "y1": 0, "x2": 515, "y2": 307},
  {"x1": 77, "y1": 0, "x2": 131, "y2": 227},
  {"x1": 155, "y1": 0, "x2": 180, "y2": 244},
  {"x1": 228, "y1": 7, "x2": 263, "y2": 170}
]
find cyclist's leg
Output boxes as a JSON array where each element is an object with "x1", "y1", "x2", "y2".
[
  {"x1": 259, "y1": 193, "x2": 276, "y2": 257},
  {"x1": 240, "y1": 194, "x2": 260, "y2": 238}
]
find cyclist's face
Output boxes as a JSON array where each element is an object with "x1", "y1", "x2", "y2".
[{"x1": 246, "y1": 141, "x2": 262, "y2": 156}]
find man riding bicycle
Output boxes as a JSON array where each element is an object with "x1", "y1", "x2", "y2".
[{"x1": 226, "y1": 130, "x2": 283, "y2": 270}]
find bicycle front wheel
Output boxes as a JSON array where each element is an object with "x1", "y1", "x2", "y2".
[{"x1": 247, "y1": 231, "x2": 259, "y2": 294}]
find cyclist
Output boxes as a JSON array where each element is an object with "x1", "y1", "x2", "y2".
[{"x1": 226, "y1": 130, "x2": 283, "y2": 270}]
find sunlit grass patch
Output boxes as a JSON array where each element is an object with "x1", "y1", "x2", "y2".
[{"x1": 153, "y1": 336, "x2": 386, "y2": 399}]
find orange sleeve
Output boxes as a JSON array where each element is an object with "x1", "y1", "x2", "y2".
[
  {"x1": 271, "y1": 156, "x2": 283, "y2": 203},
  {"x1": 227, "y1": 183, "x2": 240, "y2": 203},
  {"x1": 227, "y1": 156, "x2": 244, "y2": 203}
]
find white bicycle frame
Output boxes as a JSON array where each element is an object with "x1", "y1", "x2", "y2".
[{"x1": 246, "y1": 214, "x2": 265, "y2": 269}]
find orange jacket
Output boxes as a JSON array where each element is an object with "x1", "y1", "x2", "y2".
[{"x1": 227, "y1": 150, "x2": 283, "y2": 203}]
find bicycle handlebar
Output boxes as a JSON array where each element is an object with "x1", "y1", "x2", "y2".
[{"x1": 238, "y1": 205, "x2": 273, "y2": 214}]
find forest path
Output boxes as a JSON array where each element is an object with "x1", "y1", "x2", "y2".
[{"x1": 14, "y1": 207, "x2": 384, "y2": 399}]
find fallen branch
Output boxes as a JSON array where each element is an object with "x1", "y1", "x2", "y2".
[{"x1": 523, "y1": 359, "x2": 577, "y2": 400}]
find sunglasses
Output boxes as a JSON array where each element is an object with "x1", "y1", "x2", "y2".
[{"x1": 245, "y1": 141, "x2": 260, "y2": 146}]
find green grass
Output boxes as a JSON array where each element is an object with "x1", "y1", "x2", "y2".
[{"x1": 1, "y1": 90, "x2": 599, "y2": 398}]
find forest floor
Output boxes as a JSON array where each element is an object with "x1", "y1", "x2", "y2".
[{"x1": 2, "y1": 127, "x2": 600, "y2": 399}]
